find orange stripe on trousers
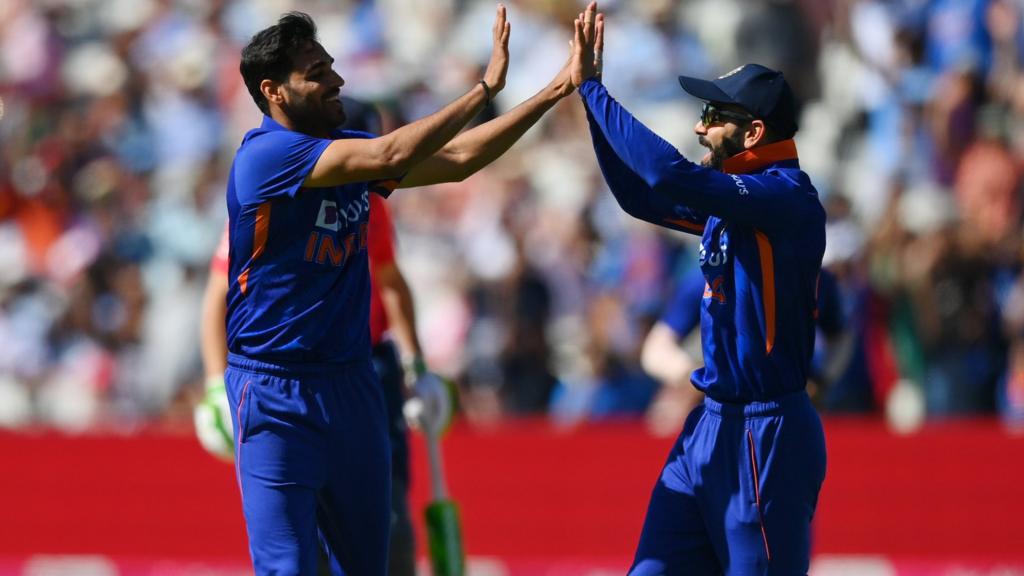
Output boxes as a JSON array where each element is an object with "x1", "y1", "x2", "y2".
[{"x1": 747, "y1": 429, "x2": 771, "y2": 561}]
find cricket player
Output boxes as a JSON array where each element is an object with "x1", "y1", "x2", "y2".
[
  {"x1": 196, "y1": 199, "x2": 434, "y2": 576},
  {"x1": 568, "y1": 4, "x2": 827, "y2": 574},
  {"x1": 195, "y1": 100, "x2": 435, "y2": 576},
  {"x1": 224, "y1": 7, "x2": 577, "y2": 575}
]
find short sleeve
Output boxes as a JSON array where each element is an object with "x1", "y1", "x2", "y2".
[{"x1": 233, "y1": 130, "x2": 331, "y2": 204}]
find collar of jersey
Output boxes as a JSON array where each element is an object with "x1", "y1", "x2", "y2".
[
  {"x1": 722, "y1": 139, "x2": 798, "y2": 174},
  {"x1": 261, "y1": 115, "x2": 288, "y2": 131}
]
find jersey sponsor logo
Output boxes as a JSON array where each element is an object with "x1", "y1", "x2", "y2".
[
  {"x1": 315, "y1": 200, "x2": 341, "y2": 230},
  {"x1": 315, "y1": 192, "x2": 371, "y2": 231},
  {"x1": 698, "y1": 232, "x2": 729, "y2": 268},
  {"x1": 307, "y1": 190, "x2": 371, "y2": 267},
  {"x1": 730, "y1": 174, "x2": 749, "y2": 196},
  {"x1": 700, "y1": 248, "x2": 728, "y2": 267}
]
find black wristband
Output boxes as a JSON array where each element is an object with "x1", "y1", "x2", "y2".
[{"x1": 478, "y1": 79, "x2": 491, "y2": 104}]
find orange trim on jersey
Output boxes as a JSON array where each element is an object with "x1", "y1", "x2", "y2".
[
  {"x1": 754, "y1": 230, "x2": 776, "y2": 355},
  {"x1": 722, "y1": 139, "x2": 798, "y2": 175},
  {"x1": 369, "y1": 179, "x2": 400, "y2": 194},
  {"x1": 664, "y1": 217, "x2": 706, "y2": 234},
  {"x1": 238, "y1": 202, "x2": 272, "y2": 295}
]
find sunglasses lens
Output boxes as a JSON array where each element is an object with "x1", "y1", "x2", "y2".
[
  {"x1": 701, "y1": 104, "x2": 715, "y2": 126},
  {"x1": 701, "y1": 104, "x2": 752, "y2": 126}
]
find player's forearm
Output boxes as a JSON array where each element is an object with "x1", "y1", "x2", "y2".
[
  {"x1": 583, "y1": 100, "x2": 708, "y2": 235},
  {"x1": 381, "y1": 275, "x2": 423, "y2": 361},
  {"x1": 380, "y1": 83, "x2": 492, "y2": 173},
  {"x1": 580, "y1": 79, "x2": 688, "y2": 190},
  {"x1": 439, "y1": 82, "x2": 566, "y2": 180}
]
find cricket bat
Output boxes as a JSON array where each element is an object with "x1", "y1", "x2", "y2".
[{"x1": 424, "y1": 425, "x2": 465, "y2": 576}]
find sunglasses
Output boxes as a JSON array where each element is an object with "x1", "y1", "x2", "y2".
[{"x1": 701, "y1": 102, "x2": 755, "y2": 127}]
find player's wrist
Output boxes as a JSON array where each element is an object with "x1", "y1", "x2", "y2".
[
  {"x1": 205, "y1": 374, "x2": 225, "y2": 393},
  {"x1": 478, "y1": 80, "x2": 492, "y2": 105}
]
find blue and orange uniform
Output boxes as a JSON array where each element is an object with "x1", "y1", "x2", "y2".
[
  {"x1": 580, "y1": 65, "x2": 828, "y2": 575},
  {"x1": 662, "y1": 267, "x2": 843, "y2": 392},
  {"x1": 225, "y1": 115, "x2": 399, "y2": 575}
]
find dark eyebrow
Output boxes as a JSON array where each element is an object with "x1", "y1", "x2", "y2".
[{"x1": 304, "y1": 56, "x2": 335, "y2": 74}]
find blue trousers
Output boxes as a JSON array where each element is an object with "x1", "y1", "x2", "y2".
[
  {"x1": 630, "y1": 391, "x2": 826, "y2": 576},
  {"x1": 226, "y1": 354, "x2": 392, "y2": 576}
]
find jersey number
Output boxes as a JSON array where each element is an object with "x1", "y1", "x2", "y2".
[{"x1": 704, "y1": 275, "x2": 726, "y2": 304}]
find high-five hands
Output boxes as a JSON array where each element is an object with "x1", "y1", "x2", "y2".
[
  {"x1": 483, "y1": 4, "x2": 511, "y2": 97},
  {"x1": 570, "y1": 2, "x2": 604, "y2": 89}
]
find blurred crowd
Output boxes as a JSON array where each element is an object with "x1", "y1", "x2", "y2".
[{"x1": 1, "y1": 0, "x2": 1023, "y2": 432}]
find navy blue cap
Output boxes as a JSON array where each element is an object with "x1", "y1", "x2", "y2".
[{"x1": 678, "y1": 64, "x2": 798, "y2": 137}]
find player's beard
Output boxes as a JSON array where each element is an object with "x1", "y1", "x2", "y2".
[
  {"x1": 699, "y1": 131, "x2": 746, "y2": 171},
  {"x1": 283, "y1": 88, "x2": 345, "y2": 135}
]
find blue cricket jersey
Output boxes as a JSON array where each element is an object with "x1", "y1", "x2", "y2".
[
  {"x1": 580, "y1": 79, "x2": 826, "y2": 403},
  {"x1": 226, "y1": 116, "x2": 399, "y2": 364}
]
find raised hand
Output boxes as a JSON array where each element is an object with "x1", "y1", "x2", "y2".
[
  {"x1": 483, "y1": 4, "x2": 511, "y2": 96},
  {"x1": 569, "y1": 2, "x2": 603, "y2": 88}
]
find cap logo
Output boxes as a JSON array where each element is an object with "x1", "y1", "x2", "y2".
[{"x1": 718, "y1": 66, "x2": 744, "y2": 80}]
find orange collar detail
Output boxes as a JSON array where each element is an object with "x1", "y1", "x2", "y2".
[{"x1": 721, "y1": 139, "x2": 798, "y2": 174}]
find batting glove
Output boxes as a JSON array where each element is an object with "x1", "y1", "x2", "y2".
[
  {"x1": 194, "y1": 376, "x2": 234, "y2": 462},
  {"x1": 402, "y1": 358, "x2": 454, "y2": 437}
]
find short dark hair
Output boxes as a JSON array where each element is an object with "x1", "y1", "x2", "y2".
[
  {"x1": 726, "y1": 105, "x2": 794, "y2": 143},
  {"x1": 760, "y1": 121, "x2": 793, "y2": 144},
  {"x1": 240, "y1": 12, "x2": 318, "y2": 115}
]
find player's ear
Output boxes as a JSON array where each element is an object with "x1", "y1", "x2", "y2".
[
  {"x1": 261, "y1": 78, "x2": 285, "y2": 108},
  {"x1": 743, "y1": 119, "x2": 767, "y2": 149}
]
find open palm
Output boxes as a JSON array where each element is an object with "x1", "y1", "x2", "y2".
[
  {"x1": 483, "y1": 4, "x2": 511, "y2": 94},
  {"x1": 569, "y1": 2, "x2": 604, "y2": 88}
]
